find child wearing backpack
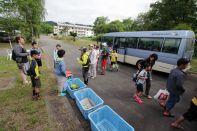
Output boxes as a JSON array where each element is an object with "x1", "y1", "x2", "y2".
[
  {"x1": 30, "y1": 41, "x2": 42, "y2": 70},
  {"x1": 30, "y1": 50, "x2": 41, "y2": 100},
  {"x1": 133, "y1": 63, "x2": 151, "y2": 104}
]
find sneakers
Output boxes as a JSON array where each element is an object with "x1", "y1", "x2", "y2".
[
  {"x1": 163, "y1": 111, "x2": 175, "y2": 117},
  {"x1": 133, "y1": 95, "x2": 143, "y2": 104},
  {"x1": 144, "y1": 94, "x2": 152, "y2": 99},
  {"x1": 147, "y1": 95, "x2": 152, "y2": 99},
  {"x1": 32, "y1": 96, "x2": 41, "y2": 101},
  {"x1": 58, "y1": 92, "x2": 66, "y2": 96}
]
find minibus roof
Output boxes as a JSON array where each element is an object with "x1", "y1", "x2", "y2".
[{"x1": 103, "y1": 30, "x2": 195, "y2": 39}]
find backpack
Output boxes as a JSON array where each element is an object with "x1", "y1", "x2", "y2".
[
  {"x1": 12, "y1": 48, "x2": 28, "y2": 63},
  {"x1": 22, "y1": 62, "x2": 32, "y2": 76},
  {"x1": 82, "y1": 53, "x2": 91, "y2": 67},
  {"x1": 132, "y1": 68, "x2": 143, "y2": 82},
  {"x1": 12, "y1": 49, "x2": 17, "y2": 61}
]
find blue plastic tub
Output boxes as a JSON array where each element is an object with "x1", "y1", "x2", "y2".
[
  {"x1": 88, "y1": 105, "x2": 135, "y2": 131},
  {"x1": 66, "y1": 78, "x2": 86, "y2": 99},
  {"x1": 74, "y1": 88, "x2": 104, "y2": 119}
]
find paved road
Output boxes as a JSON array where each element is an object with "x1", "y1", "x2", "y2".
[{"x1": 40, "y1": 36, "x2": 196, "y2": 131}]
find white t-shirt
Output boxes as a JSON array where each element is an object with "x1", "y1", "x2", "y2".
[
  {"x1": 138, "y1": 69, "x2": 147, "y2": 84},
  {"x1": 90, "y1": 49, "x2": 97, "y2": 64},
  {"x1": 95, "y1": 49, "x2": 100, "y2": 59}
]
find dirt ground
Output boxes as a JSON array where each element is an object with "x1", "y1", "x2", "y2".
[{"x1": 0, "y1": 77, "x2": 15, "y2": 91}]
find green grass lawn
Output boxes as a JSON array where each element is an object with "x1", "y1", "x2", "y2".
[
  {"x1": 0, "y1": 42, "x2": 33, "y2": 50},
  {"x1": 0, "y1": 56, "x2": 55, "y2": 130},
  {"x1": 191, "y1": 57, "x2": 197, "y2": 73},
  {"x1": 53, "y1": 36, "x2": 98, "y2": 47},
  {"x1": 0, "y1": 42, "x2": 12, "y2": 49}
]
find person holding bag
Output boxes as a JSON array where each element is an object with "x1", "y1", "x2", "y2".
[{"x1": 161, "y1": 58, "x2": 190, "y2": 117}]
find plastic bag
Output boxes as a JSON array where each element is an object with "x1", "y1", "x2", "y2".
[{"x1": 154, "y1": 89, "x2": 169, "y2": 101}]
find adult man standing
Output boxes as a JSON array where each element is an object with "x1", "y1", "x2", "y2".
[
  {"x1": 13, "y1": 36, "x2": 30, "y2": 84},
  {"x1": 89, "y1": 44, "x2": 97, "y2": 79}
]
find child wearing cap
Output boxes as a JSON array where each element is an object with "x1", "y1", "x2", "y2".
[{"x1": 77, "y1": 47, "x2": 90, "y2": 85}]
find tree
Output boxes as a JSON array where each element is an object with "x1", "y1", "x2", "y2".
[
  {"x1": 107, "y1": 20, "x2": 124, "y2": 32},
  {"x1": 70, "y1": 32, "x2": 77, "y2": 41},
  {"x1": 133, "y1": 13, "x2": 152, "y2": 31},
  {"x1": 40, "y1": 23, "x2": 53, "y2": 34},
  {"x1": 93, "y1": 16, "x2": 109, "y2": 35},
  {"x1": 174, "y1": 23, "x2": 193, "y2": 30},
  {"x1": 0, "y1": 0, "x2": 45, "y2": 41},
  {"x1": 122, "y1": 18, "x2": 134, "y2": 31},
  {"x1": 146, "y1": 0, "x2": 197, "y2": 30},
  {"x1": 16, "y1": 0, "x2": 45, "y2": 40}
]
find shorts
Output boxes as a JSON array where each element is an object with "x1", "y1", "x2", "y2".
[
  {"x1": 183, "y1": 102, "x2": 197, "y2": 121},
  {"x1": 136, "y1": 83, "x2": 143, "y2": 92},
  {"x1": 36, "y1": 59, "x2": 42, "y2": 67},
  {"x1": 111, "y1": 62, "x2": 115, "y2": 65},
  {"x1": 31, "y1": 77, "x2": 41, "y2": 88},
  {"x1": 17, "y1": 63, "x2": 24, "y2": 69},
  {"x1": 101, "y1": 59, "x2": 107, "y2": 68}
]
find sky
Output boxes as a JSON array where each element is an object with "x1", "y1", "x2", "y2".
[{"x1": 45, "y1": 0, "x2": 157, "y2": 25}]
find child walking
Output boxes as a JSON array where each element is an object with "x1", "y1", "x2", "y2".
[
  {"x1": 30, "y1": 50, "x2": 41, "y2": 100},
  {"x1": 110, "y1": 50, "x2": 118, "y2": 70},
  {"x1": 133, "y1": 63, "x2": 151, "y2": 104}
]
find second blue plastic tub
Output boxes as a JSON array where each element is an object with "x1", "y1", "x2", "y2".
[{"x1": 74, "y1": 88, "x2": 104, "y2": 119}]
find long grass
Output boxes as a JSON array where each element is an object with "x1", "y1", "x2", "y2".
[{"x1": 191, "y1": 57, "x2": 197, "y2": 73}]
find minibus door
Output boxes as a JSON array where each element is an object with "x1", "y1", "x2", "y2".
[
  {"x1": 117, "y1": 47, "x2": 126, "y2": 63},
  {"x1": 115, "y1": 38, "x2": 126, "y2": 63}
]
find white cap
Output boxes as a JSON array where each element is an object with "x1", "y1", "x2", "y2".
[{"x1": 102, "y1": 43, "x2": 107, "y2": 46}]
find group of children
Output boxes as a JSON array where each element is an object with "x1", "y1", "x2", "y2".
[
  {"x1": 77, "y1": 43, "x2": 119, "y2": 85},
  {"x1": 100, "y1": 43, "x2": 118, "y2": 75},
  {"x1": 133, "y1": 53, "x2": 158, "y2": 104},
  {"x1": 132, "y1": 54, "x2": 197, "y2": 129},
  {"x1": 21, "y1": 40, "x2": 196, "y2": 129}
]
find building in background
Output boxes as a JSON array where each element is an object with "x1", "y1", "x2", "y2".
[{"x1": 53, "y1": 22, "x2": 94, "y2": 37}]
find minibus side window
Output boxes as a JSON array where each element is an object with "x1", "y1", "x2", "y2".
[
  {"x1": 162, "y1": 38, "x2": 181, "y2": 54},
  {"x1": 138, "y1": 38, "x2": 162, "y2": 52},
  {"x1": 127, "y1": 38, "x2": 138, "y2": 48}
]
